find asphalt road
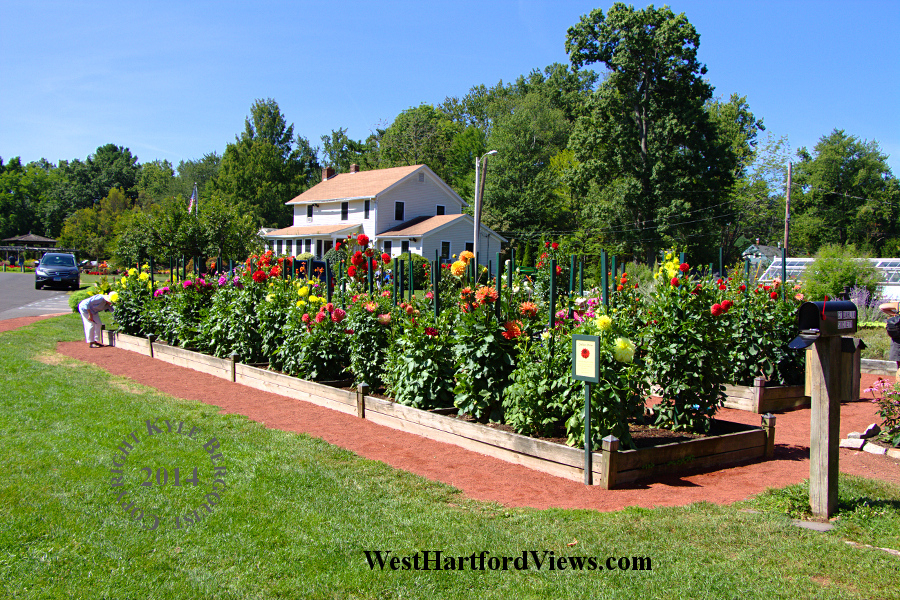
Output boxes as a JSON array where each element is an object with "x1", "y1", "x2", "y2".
[{"x1": 0, "y1": 272, "x2": 75, "y2": 320}]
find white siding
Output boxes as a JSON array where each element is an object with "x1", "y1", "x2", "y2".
[
  {"x1": 421, "y1": 219, "x2": 503, "y2": 274},
  {"x1": 375, "y1": 171, "x2": 464, "y2": 234},
  {"x1": 291, "y1": 198, "x2": 372, "y2": 233}
]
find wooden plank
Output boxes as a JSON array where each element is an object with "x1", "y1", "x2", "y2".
[
  {"x1": 616, "y1": 445, "x2": 766, "y2": 484},
  {"x1": 758, "y1": 385, "x2": 807, "y2": 401},
  {"x1": 722, "y1": 397, "x2": 754, "y2": 411},
  {"x1": 234, "y1": 372, "x2": 358, "y2": 417},
  {"x1": 363, "y1": 409, "x2": 586, "y2": 482},
  {"x1": 153, "y1": 351, "x2": 230, "y2": 380},
  {"x1": 364, "y1": 396, "x2": 586, "y2": 469},
  {"x1": 616, "y1": 429, "x2": 765, "y2": 472},
  {"x1": 113, "y1": 332, "x2": 151, "y2": 356},
  {"x1": 236, "y1": 364, "x2": 355, "y2": 406},
  {"x1": 152, "y1": 344, "x2": 231, "y2": 371},
  {"x1": 757, "y1": 395, "x2": 810, "y2": 413},
  {"x1": 722, "y1": 385, "x2": 754, "y2": 400}
]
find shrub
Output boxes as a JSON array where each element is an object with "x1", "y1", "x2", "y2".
[
  {"x1": 278, "y1": 297, "x2": 350, "y2": 381},
  {"x1": 802, "y1": 244, "x2": 879, "y2": 300},
  {"x1": 68, "y1": 289, "x2": 95, "y2": 312},
  {"x1": 396, "y1": 252, "x2": 430, "y2": 290},
  {"x1": 863, "y1": 378, "x2": 900, "y2": 447}
]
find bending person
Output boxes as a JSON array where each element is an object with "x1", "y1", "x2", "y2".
[{"x1": 78, "y1": 294, "x2": 113, "y2": 348}]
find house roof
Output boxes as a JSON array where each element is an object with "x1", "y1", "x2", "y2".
[
  {"x1": 742, "y1": 244, "x2": 781, "y2": 259},
  {"x1": 2, "y1": 232, "x2": 56, "y2": 243},
  {"x1": 286, "y1": 165, "x2": 424, "y2": 205},
  {"x1": 377, "y1": 214, "x2": 506, "y2": 243},
  {"x1": 264, "y1": 224, "x2": 361, "y2": 237}
]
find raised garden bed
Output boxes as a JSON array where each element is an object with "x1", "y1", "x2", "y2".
[
  {"x1": 109, "y1": 330, "x2": 776, "y2": 489},
  {"x1": 723, "y1": 376, "x2": 809, "y2": 413}
]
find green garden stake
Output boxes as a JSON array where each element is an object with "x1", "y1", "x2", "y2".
[
  {"x1": 368, "y1": 258, "x2": 374, "y2": 296},
  {"x1": 182, "y1": 256, "x2": 187, "y2": 281},
  {"x1": 495, "y1": 252, "x2": 502, "y2": 322},
  {"x1": 601, "y1": 250, "x2": 608, "y2": 309},
  {"x1": 679, "y1": 251, "x2": 685, "y2": 264},
  {"x1": 409, "y1": 256, "x2": 414, "y2": 302},
  {"x1": 610, "y1": 255, "x2": 617, "y2": 283},
  {"x1": 229, "y1": 259, "x2": 234, "y2": 276},
  {"x1": 398, "y1": 259, "x2": 404, "y2": 300},
  {"x1": 325, "y1": 260, "x2": 333, "y2": 302},
  {"x1": 340, "y1": 259, "x2": 346, "y2": 308},
  {"x1": 718, "y1": 247, "x2": 724, "y2": 278},
  {"x1": 169, "y1": 258, "x2": 173, "y2": 283},
  {"x1": 781, "y1": 247, "x2": 787, "y2": 301},
  {"x1": 569, "y1": 255, "x2": 576, "y2": 318},
  {"x1": 393, "y1": 258, "x2": 398, "y2": 305},
  {"x1": 434, "y1": 258, "x2": 442, "y2": 317},
  {"x1": 579, "y1": 257, "x2": 584, "y2": 297},
  {"x1": 549, "y1": 259, "x2": 557, "y2": 332},
  {"x1": 745, "y1": 257, "x2": 751, "y2": 281},
  {"x1": 149, "y1": 257, "x2": 154, "y2": 286}
]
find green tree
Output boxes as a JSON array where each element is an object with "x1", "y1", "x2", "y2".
[
  {"x1": 802, "y1": 244, "x2": 880, "y2": 299},
  {"x1": 0, "y1": 157, "x2": 47, "y2": 239},
  {"x1": 135, "y1": 159, "x2": 176, "y2": 206},
  {"x1": 175, "y1": 153, "x2": 221, "y2": 199},
  {"x1": 565, "y1": 3, "x2": 736, "y2": 263},
  {"x1": 319, "y1": 127, "x2": 370, "y2": 173},
  {"x1": 790, "y1": 129, "x2": 899, "y2": 255},
  {"x1": 213, "y1": 99, "x2": 321, "y2": 228},
  {"x1": 379, "y1": 104, "x2": 459, "y2": 180},
  {"x1": 58, "y1": 208, "x2": 104, "y2": 259}
]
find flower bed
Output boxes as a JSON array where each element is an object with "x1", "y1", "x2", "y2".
[
  {"x1": 109, "y1": 330, "x2": 775, "y2": 488},
  {"x1": 723, "y1": 377, "x2": 809, "y2": 413}
]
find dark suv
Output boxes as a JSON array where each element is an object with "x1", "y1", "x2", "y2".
[{"x1": 35, "y1": 253, "x2": 80, "y2": 290}]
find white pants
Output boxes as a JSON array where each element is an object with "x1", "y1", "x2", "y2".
[{"x1": 80, "y1": 309, "x2": 102, "y2": 344}]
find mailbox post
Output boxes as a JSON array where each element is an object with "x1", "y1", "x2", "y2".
[{"x1": 789, "y1": 300, "x2": 858, "y2": 518}]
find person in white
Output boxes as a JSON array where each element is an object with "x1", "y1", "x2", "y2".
[{"x1": 78, "y1": 294, "x2": 113, "y2": 347}]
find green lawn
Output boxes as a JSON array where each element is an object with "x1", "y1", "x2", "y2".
[{"x1": 1, "y1": 315, "x2": 899, "y2": 599}]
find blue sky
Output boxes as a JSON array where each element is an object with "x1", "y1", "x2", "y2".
[{"x1": 1, "y1": 0, "x2": 898, "y2": 174}]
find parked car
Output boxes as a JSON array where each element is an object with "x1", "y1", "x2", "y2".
[{"x1": 35, "y1": 252, "x2": 80, "y2": 290}]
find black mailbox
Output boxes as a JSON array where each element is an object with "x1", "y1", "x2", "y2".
[{"x1": 789, "y1": 300, "x2": 857, "y2": 349}]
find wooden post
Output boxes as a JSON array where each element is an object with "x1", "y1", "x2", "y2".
[
  {"x1": 808, "y1": 336, "x2": 841, "y2": 518},
  {"x1": 784, "y1": 161, "x2": 792, "y2": 252},
  {"x1": 148, "y1": 334, "x2": 157, "y2": 359},
  {"x1": 752, "y1": 376, "x2": 766, "y2": 413},
  {"x1": 356, "y1": 383, "x2": 369, "y2": 419},
  {"x1": 600, "y1": 435, "x2": 619, "y2": 489},
  {"x1": 761, "y1": 413, "x2": 776, "y2": 459}
]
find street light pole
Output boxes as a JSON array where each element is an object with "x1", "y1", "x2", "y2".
[{"x1": 473, "y1": 150, "x2": 497, "y2": 276}]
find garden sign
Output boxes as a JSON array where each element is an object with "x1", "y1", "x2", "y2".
[{"x1": 572, "y1": 334, "x2": 600, "y2": 485}]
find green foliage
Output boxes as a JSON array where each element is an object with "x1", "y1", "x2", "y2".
[
  {"x1": 345, "y1": 293, "x2": 393, "y2": 388},
  {"x1": 791, "y1": 129, "x2": 900, "y2": 255},
  {"x1": 198, "y1": 273, "x2": 264, "y2": 362},
  {"x1": 565, "y1": 3, "x2": 736, "y2": 262},
  {"x1": 384, "y1": 306, "x2": 456, "y2": 410},
  {"x1": 397, "y1": 252, "x2": 430, "y2": 289},
  {"x1": 110, "y1": 267, "x2": 156, "y2": 336},
  {"x1": 802, "y1": 244, "x2": 880, "y2": 300},
  {"x1": 452, "y1": 292, "x2": 516, "y2": 422},
  {"x1": 379, "y1": 104, "x2": 459, "y2": 181},
  {"x1": 68, "y1": 289, "x2": 95, "y2": 312},
  {"x1": 643, "y1": 255, "x2": 731, "y2": 432},
  {"x1": 722, "y1": 277, "x2": 805, "y2": 386},
  {"x1": 864, "y1": 378, "x2": 900, "y2": 447},
  {"x1": 278, "y1": 291, "x2": 350, "y2": 381}
]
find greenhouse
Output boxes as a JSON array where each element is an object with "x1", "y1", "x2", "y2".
[{"x1": 759, "y1": 257, "x2": 900, "y2": 300}]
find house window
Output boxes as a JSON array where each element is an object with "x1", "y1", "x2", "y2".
[
  {"x1": 418, "y1": 173, "x2": 425, "y2": 183},
  {"x1": 285, "y1": 240, "x2": 292, "y2": 255},
  {"x1": 316, "y1": 240, "x2": 323, "y2": 258},
  {"x1": 324, "y1": 240, "x2": 333, "y2": 254},
  {"x1": 307, "y1": 205, "x2": 313, "y2": 222},
  {"x1": 304, "y1": 239, "x2": 311, "y2": 254},
  {"x1": 383, "y1": 241, "x2": 392, "y2": 256},
  {"x1": 465, "y1": 242, "x2": 474, "y2": 253},
  {"x1": 441, "y1": 241, "x2": 451, "y2": 261},
  {"x1": 395, "y1": 201, "x2": 404, "y2": 221},
  {"x1": 436, "y1": 205, "x2": 445, "y2": 215},
  {"x1": 276, "y1": 240, "x2": 283, "y2": 254},
  {"x1": 341, "y1": 202, "x2": 348, "y2": 221},
  {"x1": 401, "y1": 240, "x2": 409, "y2": 255},
  {"x1": 364, "y1": 199, "x2": 370, "y2": 219}
]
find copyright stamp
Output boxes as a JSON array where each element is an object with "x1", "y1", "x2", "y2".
[{"x1": 107, "y1": 418, "x2": 228, "y2": 531}]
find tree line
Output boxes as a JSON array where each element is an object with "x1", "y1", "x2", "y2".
[{"x1": 2, "y1": 2, "x2": 898, "y2": 267}]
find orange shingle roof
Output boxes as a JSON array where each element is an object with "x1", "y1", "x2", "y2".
[
  {"x1": 377, "y1": 214, "x2": 467, "y2": 237},
  {"x1": 286, "y1": 165, "x2": 424, "y2": 205}
]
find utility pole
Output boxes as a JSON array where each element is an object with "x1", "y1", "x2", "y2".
[{"x1": 783, "y1": 162, "x2": 792, "y2": 253}]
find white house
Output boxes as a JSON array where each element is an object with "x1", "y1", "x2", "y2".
[{"x1": 263, "y1": 164, "x2": 506, "y2": 269}]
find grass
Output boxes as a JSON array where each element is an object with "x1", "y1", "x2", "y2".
[{"x1": 2, "y1": 315, "x2": 900, "y2": 599}]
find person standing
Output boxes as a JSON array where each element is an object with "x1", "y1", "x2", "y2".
[
  {"x1": 879, "y1": 301, "x2": 900, "y2": 381},
  {"x1": 78, "y1": 294, "x2": 113, "y2": 347}
]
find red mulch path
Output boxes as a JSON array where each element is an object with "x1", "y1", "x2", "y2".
[
  {"x1": 0, "y1": 313, "x2": 69, "y2": 333},
  {"x1": 50, "y1": 339, "x2": 900, "y2": 511}
]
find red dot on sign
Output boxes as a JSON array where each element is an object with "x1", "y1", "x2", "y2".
[{"x1": 581, "y1": 348, "x2": 590, "y2": 359}]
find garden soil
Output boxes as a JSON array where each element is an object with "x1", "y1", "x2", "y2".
[{"x1": 52, "y1": 339, "x2": 900, "y2": 511}]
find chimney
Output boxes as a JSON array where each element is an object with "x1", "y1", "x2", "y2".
[
  {"x1": 349, "y1": 164, "x2": 359, "y2": 174},
  {"x1": 322, "y1": 167, "x2": 335, "y2": 182}
]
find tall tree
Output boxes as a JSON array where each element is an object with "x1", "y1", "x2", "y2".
[
  {"x1": 319, "y1": 127, "x2": 370, "y2": 173},
  {"x1": 135, "y1": 159, "x2": 176, "y2": 206},
  {"x1": 176, "y1": 152, "x2": 221, "y2": 199},
  {"x1": 213, "y1": 99, "x2": 321, "y2": 228},
  {"x1": 565, "y1": 3, "x2": 736, "y2": 262},
  {"x1": 0, "y1": 157, "x2": 47, "y2": 238},
  {"x1": 379, "y1": 104, "x2": 459, "y2": 180},
  {"x1": 790, "y1": 129, "x2": 899, "y2": 254}
]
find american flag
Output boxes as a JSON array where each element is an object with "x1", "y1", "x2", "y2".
[{"x1": 188, "y1": 183, "x2": 198, "y2": 213}]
